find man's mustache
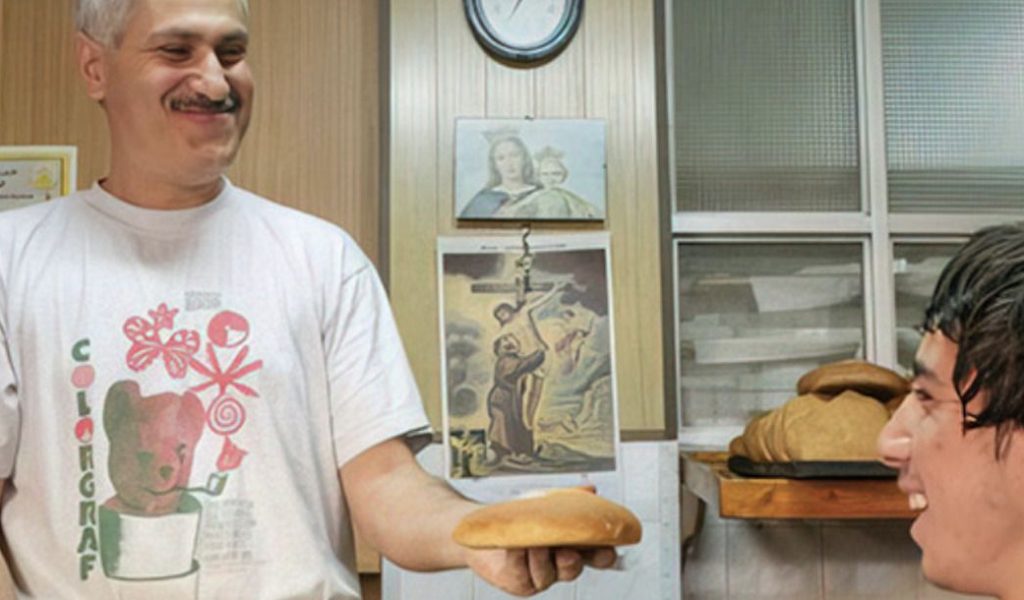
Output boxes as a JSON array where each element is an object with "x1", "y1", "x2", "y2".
[{"x1": 169, "y1": 90, "x2": 242, "y2": 113}]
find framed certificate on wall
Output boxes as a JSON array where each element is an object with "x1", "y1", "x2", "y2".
[{"x1": 0, "y1": 146, "x2": 77, "y2": 212}]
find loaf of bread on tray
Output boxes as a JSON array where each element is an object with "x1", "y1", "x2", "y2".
[
  {"x1": 797, "y1": 359, "x2": 910, "y2": 399},
  {"x1": 729, "y1": 360, "x2": 909, "y2": 463}
]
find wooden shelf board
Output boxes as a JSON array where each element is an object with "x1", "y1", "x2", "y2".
[{"x1": 681, "y1": 451, "x2": 916, "y2": 520}]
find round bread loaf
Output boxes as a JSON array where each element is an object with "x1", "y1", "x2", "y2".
[
  {"x1": 452, "y1": 488, "x2": 642, "y2": 549},
  {"x1": 783, "y1": 389, "x2": 891, "y2": 461},
  {"x1": 728, "y1": 433, "x2": 748, "y2": 457},
  {"x1": 768, "y1": 404, "x2": 791, "y2": 462},
  {"x1": 732, "y1": 413, "x2": 768, "y2": 461},
  {"x1": 796, "y1": 360, "x2": 909, "y2": 399},
  {"x1": 749, "y1": 412, "x2": 775, "y2": 462},
  {"x1": 730, "y1": 391, "x2": 889, "y2": 462}
]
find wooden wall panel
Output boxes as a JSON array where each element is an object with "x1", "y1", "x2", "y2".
[
  {"x1": 631, "y1": 0, "x2": 670, "y2": 427},
  {"x1": 389, "y1": 0, "x2": 441, "y2": 423},
  {"x1": 485, "y1": 60, "x2": 535, "y2": 117},
  {"x1": 0, "y1": 0, "x2": 381, "y2": 262},
  {"x1": 534, "y1": 22, "x2": 587, "y2": 117},
  {"x1": 0, "y1": 0, "x2": 5, "y2": 123},
  {"x1": 436, "y1": 0, "x2": 486, "y2": 234},
  {"x1": 229, "y1": 0, "x2": 381, "y2": 262},
  {"x1": 584, "y1": 1, "x2": 654, "y2": 428},
  {"x1": 390, "y1": 0, "x2": 668, "y2": 432},
  {"x1": 0, "y1": 0, "x2": 110, "y2": 188}
]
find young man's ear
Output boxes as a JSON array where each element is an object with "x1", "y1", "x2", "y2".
[{"x1": 75, "y1": 32, "x2": 108, "y2": 102}]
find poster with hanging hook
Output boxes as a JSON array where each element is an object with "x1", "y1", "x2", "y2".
[{"x1": 438, "y1": 232, "x2": 619, "y2": 492}]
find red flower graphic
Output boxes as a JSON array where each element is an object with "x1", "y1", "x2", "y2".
[
  {"x1": 190, "y1": 343, "x2": 263, "y2": 398},
  {"x1": 148, "y1": 303, "x2": 179, "y2": 331},
  {"x1": 123, "y1": 304, "x2": 200, "y2": 379},
  {"x1": 217, "y1": 436, "x2": 247, "y2": 472}
]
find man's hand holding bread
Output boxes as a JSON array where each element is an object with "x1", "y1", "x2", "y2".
[{"x1": 452, "y1": 487, "x2": 641, "y2": 596}]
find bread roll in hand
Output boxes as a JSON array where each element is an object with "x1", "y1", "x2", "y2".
[{"x1": 452, "y1": 487, "x2": 643, "y2": 549}]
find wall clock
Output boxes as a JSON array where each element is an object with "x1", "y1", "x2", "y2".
[{"x1": 464, "y1": 0, "x2": 584, "y2": 64}]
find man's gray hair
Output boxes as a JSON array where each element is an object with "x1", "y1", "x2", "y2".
[{"x1": 75, "y1": 0, "x2": 250, "y2": 47}]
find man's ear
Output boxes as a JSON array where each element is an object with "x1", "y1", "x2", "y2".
[{"x1": 75, "y1": 32, "x2": 108, "y2": 102}]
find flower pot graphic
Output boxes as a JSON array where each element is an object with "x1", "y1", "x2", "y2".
[{"x1": 99, "y1": 494, "x2": 202, "y2": 580}]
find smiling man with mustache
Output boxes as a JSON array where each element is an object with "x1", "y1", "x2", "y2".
[
  {"x1": 0, "y1": 1, "x2": 614, "y2": 598},
  {"x1": 78, "y1": 0, "x2": 254, "y2": 210}
]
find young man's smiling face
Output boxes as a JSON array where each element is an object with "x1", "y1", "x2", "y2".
[
  {"x1": 81, "y1": 0, "x2": 253, "y2": 186},
  {"x1": 879, "y1": 331, "x2": 1024, "y2": 596}
]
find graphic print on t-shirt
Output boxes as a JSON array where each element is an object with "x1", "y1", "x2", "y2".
[{"x1": 73, "y1": 302, "x2": 262, "y2": 589}]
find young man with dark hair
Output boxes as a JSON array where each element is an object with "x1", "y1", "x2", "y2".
[{"x1": 879, "y1": 222, "x2": 1024, "y2": 599}]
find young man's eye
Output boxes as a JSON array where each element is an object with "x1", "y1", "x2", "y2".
[{"x1": 911, "y1": 387, "x2": 933, "y2": 403}]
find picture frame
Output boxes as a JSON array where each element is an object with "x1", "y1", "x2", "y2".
[
  {"x1": 0, "y1": 145, "x2": 77, "y2": 212},
  {"x1": 438, "y1": 232, "x2": 620, "y2": 500},
  {"x1": 455, "y1": 118, "x2": 606, "y2": 222}
]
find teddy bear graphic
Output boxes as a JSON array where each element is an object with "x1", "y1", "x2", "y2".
[
  {"x1": 93, "y1": 304, "x2": 259, "y2": 590},
  {"x1": 98, "y1": 380, "x2": 206, "y2": 582}
]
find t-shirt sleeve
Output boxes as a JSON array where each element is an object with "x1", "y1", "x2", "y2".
[
  {"x1": 0, "y1": 320, "x2": 20, "y2": 479},
  {"x1": 323, "y1": 260, "x2": 431, "y2": 469}
]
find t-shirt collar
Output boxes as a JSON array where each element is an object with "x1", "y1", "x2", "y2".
[{"x1": 81, "y1": 177, "x2": 233, "y2": 236}]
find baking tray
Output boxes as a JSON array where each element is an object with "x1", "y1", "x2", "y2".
[{"x1": 727, "y1": 455, "x2": 898, "y2": 479}]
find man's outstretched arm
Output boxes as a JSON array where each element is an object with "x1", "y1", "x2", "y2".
[
  {"x1": 0, "y1": 480, "x2": 14, "y2": 600},
  {"x1": 339, "y1": 438, "x2": 615, "y2": 596}
]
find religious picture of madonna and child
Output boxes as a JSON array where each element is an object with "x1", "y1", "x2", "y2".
[
  {"x1": 438, "y1": 233, "x2": 619, "y2": 479},
  {"x1": 454, "y1": 118, "x2": 606, "y2": 221}
]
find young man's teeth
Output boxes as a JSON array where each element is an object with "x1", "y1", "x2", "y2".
[{"x1": 909, "y1": 493, "x2": 928, "y2": 510}]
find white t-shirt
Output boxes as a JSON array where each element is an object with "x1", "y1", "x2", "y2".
[{"x1": 0, "y1": 180, "x2": 430, "y2": 599}]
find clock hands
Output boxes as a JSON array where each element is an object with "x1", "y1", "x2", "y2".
[{"x1": 509, "y1": 0, "x2": 525, "y2": 19}]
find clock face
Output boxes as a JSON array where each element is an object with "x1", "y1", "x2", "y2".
[
  {"x1": 479, "y1": 0, "x2": 569, "y2": 48},
  {"x1": 465, "y1": 0, "x2": 583, "y2": 63}
]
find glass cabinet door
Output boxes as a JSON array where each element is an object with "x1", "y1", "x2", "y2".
[
  {"x1": 667, "y1": 0, "x2": 1020, "y2": 443},
  {"x1": 676, "y1": 241, "x2": 867, "y2": 428},
  {"x1": 892, "y1": 242, "x2": 964, "y2": 372},
  {"x1": 672, "y1": 0, "x2": 860, "y2": 212},
  {"x1": 882, "y1": 0, "x2": 1024, "y2": 214}
]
